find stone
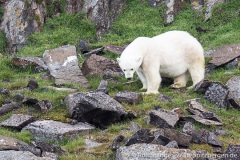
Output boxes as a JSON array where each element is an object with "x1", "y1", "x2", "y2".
[
  {"x1": 32, "y1": 141, "x2": 66, "y2": 155},
  {"x1": 22, "y1": 120, "x2": 95, "y2": 142},
  {"x1": 225, "y1": 58, "x2": 240, "y2": 69},
  {"x1": 204, "y1": 82, "x2": 229, "y2": 108},
  {"x1": 22, "y1": 97, "x2": 39, "y2": 106},
  {"x1": 4, "y1": 98, "x2": 12, "y2": 104},
  {"x1": 228, "y1": 98, "x2": 240, "y2": 110},
  {"x1": 182, "y1": 115, "x2": 223, "y2": 126},
  {"x1": 114, "y1": 91, "x2": 143, "y2": 105},
  {"x1": 149, "y1": 109, "x2": 179, "y2": 128},
  {"x1": 171, "y1": 107, "x2": 184, "y2": 116},
  {"x1": 85, "y1": 138, "x2": 103, "y2": 150},
  {"x1": 165, "y1": 140, "x2": 178, "y2": 148},
  {"x1": 192, "y1": 129, "x2": 209, "y2": 144},
  {"x1": 0, "y1": 151, "x2": 50, "y2": 160},
  {"x1": 205, "y1": 0, "x2": 225, "y2": 21},
  {"x1": 0, "y1": 114, "x2": 36, "y2": 130},
  {"x1": 42, "y1": 86, "x2": 77, "y2": 93},
  {"x1": 207, "y1": 132, "x2": 222, "y2": 147},
  {"x1": 0, "y1": 102, "x2": 22, "y2": 116},
  {"x1": 77, "y1": 40, "x2": 90, "y2": 54},
  {"x1": 212, "y1": 146, "x2": 223, "y2": 154},
  {"x1": 83, "y1": 47, "x2": 103, "y2": 57},
  {"x1": 189, "y1": 0, "x2": 204, "y2": 11},
  {"x1": 43, "y1": 45, "x2": 90, "y2": 88},
  {"x1": 13, "y1": 93, "x2": 24, "y2": 102},
  {"x1": 96, "y1": 80, "x2": 108, "y2": 94},
  {"x1": 182, "y1": 121, "x2": 195, "y2": 135},
  {"x1": 226, "y1": 76, "x2": 240, "y2": 101},
  {"x1": 214, "y1": 128, "x2": 229, "y2": 136},
  {"x1": 34, "y1": 100, "x2": 53, "y2": 113},
  {"x1": 126, "y1": 129, "x2": 155, "y2": 146},
  {"x1": 146, "y1": 0, "x2": 162, "y2": 7},
  {"x1": 0, "y1": 88, "x2": 10, "y2": 95},
  {"x1": 116, "y1": 143, "x2": 200, "y2": 160},
  {"x1": 12, "y1": 57, "x2": 48, "y2": 72},
  {"x1": 151, "y1": 129, "x2": 170, "y2": 146},
  {"x1": 82, "y1": 54, "x2": 122, "y2": 77},
  {"x1": 41, "y1": 152, "x2": 58, "y2": 160},
  {"x1": 194, "y1": 79, "x2": 212, "y2": 94},
  {"x1": 0, "y1": 135, "x2": 28, "y2": 150},
  {"x1": 26, "y1": 79, "x2": 39, "y2": 90},
  {"x1": 209, "y1": 44, "x2": 240, "y2": 67},
  {"x1": 158, "y1": 94, "x2": 172, "y2": 103},
  {"x1": 222, "y1": 144, "x2": 240, "y2": 160},
  {"x1": 164, "y1": 0, "x2": 184, "y2": 25},
  {"x1": 65, "y1": 91, "x2": 129, "y2": 129},
  {"x1": 111, "y1": 135, "x2": 125, "y2": 151},
  {"x1": 129, "y1": 122, "x2": 141, "y2": 132},
  {"x1": 103, "y1": 44, "x2": 125, "y2": 55}
]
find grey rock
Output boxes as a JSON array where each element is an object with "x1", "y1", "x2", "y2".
[
  {"x1": 192, "y1": 129, "x2": 209, "y2": 144},
  {"x1": 182, "y1": 121, "x2": 195, "y2": 135},
  {"x1": 77, "y1": 40, "x2": 90, "y2": 54},
  {"x1": 226, "y1": 76, "x2": 240, "y2": 101},
  {"x1": 126, "y1": 129, "x2": 155, "y2": 146},
  {"x1": 4, "y1": 98, "x2": 13, "y2": 104},
  {"x1": 158, "y1": 93, "x2": 172, "y2": 103},
  {"x1": 12, "y1": 57, "x2": 48, "y2": 72},
  {"x1": 146, "y1": 0, "x2": 162, "y2": 7},
  {"x1": 41, "y1": 152, "x2": 58, "y2": 160},
  {"x1": 33, "y1": 141, "x2": 66, "y2": 155},
  {"x1": 222, "y1": 144, "x2": 240, "y2": 160},
  {"x1": 13, "y1": 93, "x2": 24, "y2": 102},
  {"x1": 214, "y1": 128, "x2": 229, "y2": 136},
  {"x1": 194, "y1": 79, "x2": 212, "y2": 94},
  {"x1": 129, "y1": 121, "x2": 141, "y2": 132},
  {"x1": 34, "y1": 100, "x2": 53, "y2": 113},
  {"x1": 116, "y1": 143, "x2": 199, "y2": 160},
  {"x1": 225, "y1": 58, "x2": 240, "y2": 69},
  {"x1": 22, "y1": 120, "x2": 95, "y2": 142},
  {"x1": 115, "y1": 91, "x2": 143, "y2": 105},
  {"x1": 103, "y1": 44, "x2": 125, "y2": 55},
  {"x1": 43, "y1": 45, "x2": 90, "y2": 88},
  {"x1": 111, "y1": 135, "x2": 125, "y2": 151},
  {"x1": 164, "y1": 0, "x2": 184, "y2": 25},
  {"x1": 212, "y1": 146, "x2": 223, "y2": 154},
  {"x1": 96, "y1": 80, "x2": 108, "y2": 93},
  {"x1": 42, "y1": 86, "x2": 77, "y2": 93},
  {"x1": 83, "y1": 47, "x2": 103, "y2": 57},
  {"x1": 85, "y1": 138, "x2": 103, "y2": 150},
  {"x1": 182, "y1": 115, "x2": 223, "y2": 126},
  {"x1": 65, "y1": 91, "x2": 129, "y2": 129},
  {"x1": 23, "y1": 97, "x2": 39, "y2": 106},
  {"x1": 0, "y1": 102, "x2": 22, "y2": 116},
  {"x1": 1, "y1": 114, "x2": 36, "y2": 130},
  {"x1": 0, "y1": 150, "x2": 50, "y2": 160},
  {"x1": 171, "y1": 107, "x2": 184, "y2": 117},
  {"x1": 165, "y1": 140, "x2": 178, "y2": 148},
  {"x1": 205, "y1": 0, "x2": 225, "y2": 21},
  {"x1": 149, "y1": 109, "x2": 179, "y2": 128},
  {"x1": 82, "y1": 54, "x2": 122, "y2": 77},
  {"x1": 0, "y1": 135, "x2": 28, "y2": 151},
  {"x1": 27, "y1": 79, "x2": 39, "y2": 90},
  {"x1": 0, "y1": 88, "x2": 10, "y2": 95},
  {"x1": 204, "y1": 82, "x2": 229, "y2": 108},
  {"x1": 207, "y1": 132, "x2": 222, "y2": 147}
]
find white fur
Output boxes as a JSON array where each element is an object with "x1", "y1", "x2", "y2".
[{"x1": 117, "y1": 30, "x2": 205, "y2": 94}]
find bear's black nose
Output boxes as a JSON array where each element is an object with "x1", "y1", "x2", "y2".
[{"x1": 127, "y1": 78, "x2": 131, "y2": 80}]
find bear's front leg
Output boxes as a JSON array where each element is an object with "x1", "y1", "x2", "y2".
[
  {"x1": 144, "y1": 68, "x2": 161, "y2": 94},
  {"x1": 136, "y1": 68, "x2": 147, "y2": 90}
]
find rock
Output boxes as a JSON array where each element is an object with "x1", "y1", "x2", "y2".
[
  {"x1": 22, "y1": 120, "x2": 95, "y2": 142},
  {"x1": 114, "y1": 91, "x2": 143, "y2": 105},
  {"x1": 77, "y1": 40, "x2": 90, "y2": 54},
  {"x1": 192, "y1": 129, "x2": 209, "y2": 144},
  {"x1": 42, "y1": 86, "x2": 77, "y2": 93},
  {"x1": 0, "y1": 102, "x2": 22, "y2": 116},
  {"x1": 149, "y1": 109, "x2": 179, "y2": 128},
  {"x1": 0, "y1": 114, "x2": 36, "y2": 130},
  {"x1": 171, "y1": 107, "x2": 184, "y2": 116},
  {"x1": 222, "y1": 144, "x2": 240, "y2": 160},
  {"x1": 151, "y1": 129, "x2": 170, "y2": 146},
  {"x1": 214, "y1": 128, "x2": 229, "y2": 136},
  {"x1": 194, "y1": 79, "x2": 212, "y2": 94},
  {"x1": 0, "y1": 151, "x2": 50, "y2": 160},
  {"x1": 85, "y1": 138, "x2": 103, "y2": 150},
  {"x1": 190, "y1": 0, "x2": 204, "y2": 11},
  {"x1": 111, "y1": 135, "x2": 125, "y2": 151},
  {"x1": 165, "y1": 140, "x2": 178, "y2": 148},
  {"x1": 207, "y1": 132, "x2": 222, "y2": 147},
  {"x1": 82, "y1": 54, "x2": 122, "y2": 77},
  {"x1": 126, "y1": 129, "x2": 155, "y2": 146},
  {"x1": 164, "y1": 0, "x2": 184, "y2": 25},
  {"x1": 41, "y1": 152, "x2": 58, "y2": 160},
  {"x1": 83, "y1": 47, "x2": 103, "y2": 57},
  {"x1": 43, "y1": 45, "x2": 90, "y2": 88},
  {"x1": 1, "y1": 0, "x2": 46, "y2": 53},
  {"x1": 205, "y1": 0, "x2": 225, "y2": 21},
  {"x1": 129, "y1": 122, "x2": 141, "y2": 132},
  {"x1": 182, "y1": 121, "x2": 195, "y2": 135},
  {"x1": 12, "y1": 57, "x2": 48, "y2": 72},
  {"x1": 103, "y1": 44, "x2": 125, "y2": 55},
  {"x1": 23, "y1": 97, "x2": 39, "y2": 106},
  {"x1": 34, "y1": 100, "x2": 53, "y2": 113},
  {"x1": 209, "y1": 44, "x2": 240, "y2": 67},
  {"x1": 4, "y1": 98, "x2": 12, "y2": 104},
  {"x1": 228, "y1": 98, "x2": 240, "y2": 110},
  {"x1": 0, "y1": 88, "x2": 10, "y2": 95},
  {"x1": 204, "y1": 82, "x2": 229, "y2": 108},
  {"x1": 226, "y1": 76, "x2": 240, "y2": 101},
  {"x1": 158, "y1": 93, "x2": 172, "y2": 103},
  {"x1": 182, "y1": 115, "x2": 223, "y2": 126},
  {"x1": 96, "y1": 80, "x2": 108, "y2": 93},
  {"x1": 0, "y1": 135, "x2": 28, "y2": 150},
  {"x1": 103, "y1": 67, "x2": 124, "y2": 80},
  {"x1": 116, "y1": 143, "x2": 200, "y2": 160},
  {"x1": 13, "y1": 93, "x2": 24, "y2": 102},
  {"x1": 146, "y1": 0, "x2": 162, "y2": 7},
  {"x1": 33, "y1": 141, "x2": 66, "y2": 155},
  {"x1": 65, "y1": 91, "x2": 129, "y2": 129},
  {"x1": 26, "y1": 79, "x2": 39, "y2": 90},
  {"x1": 225, "y1": 58, "x2": 240, "y2": 69},
  {"x1": 212, "y1": 146, "x2": 223, "y2": 154}
]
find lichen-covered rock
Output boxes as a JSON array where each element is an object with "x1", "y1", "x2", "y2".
[
  {"x1": 43, "y1": 45, "x2": 90, "y2": 88},
  {"x1": 64, "y1": 91, "x2": 129, "y2": 128},
  {"x1": 223, "y1": 144, "x2": 240, "y2": 160},
  {"x1": 182, "y1": 122, "x2": 195, "y2": 135},
  {"x1": 164, "y1": 0, "x2": 184, "y2": 25},
  {"x1": 194, "y1": 79, "x2": 212, "y2": 94},
  {"x1": 34, "y1": 100, "x2": 52, "y2": 113},
  {"x1": 126, "y1": 129, "x2": 155, "y2": 146},
  {"x1": 0, "y1": 150, "x2": 50, "y2": 160},
  {"x1": 226, "y1": 76, "x2": 240, "y2": 101},
  {"x1": 114, "y1": 91, "x2": 143, "y2": 105},
  {"x1": 158, "y1": 93, "x2": 172, "y2": 103},
  {"x1": 0, "y1": 135, "x2": 28, "y2": 151}
]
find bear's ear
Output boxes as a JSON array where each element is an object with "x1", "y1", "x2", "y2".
[
  {"x1": 136, "y1": 57, "x2": 142, "y2": 62},
  {"x1": 117, "y1": 58, "x2": 120, "y2": 63}
]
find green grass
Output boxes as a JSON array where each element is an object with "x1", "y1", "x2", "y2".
[{"x1": 0, "y1": 0, "x2": 240, "y2": 159}]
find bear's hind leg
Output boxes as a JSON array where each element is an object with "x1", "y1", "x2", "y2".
[
  {"x1": 188, "y1": 63, "x2": 205, "y2": 89},
  {"x1": 137, "y1": 69, "x2": 147, "y2": 90},
  {"x1": 170, "y1": 72, "x2": 189, "y2": 89}
]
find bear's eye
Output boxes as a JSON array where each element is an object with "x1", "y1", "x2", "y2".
[
  {"x1": 130, "y1": 68, "x2": 133, "y2": 71},
  {"x1": 123, "y1": 69, "x2": 126, "y2": 71}
]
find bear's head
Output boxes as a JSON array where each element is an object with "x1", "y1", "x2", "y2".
[{"x1": 117, "y1": 57, "x2": 142, "y2": 80}]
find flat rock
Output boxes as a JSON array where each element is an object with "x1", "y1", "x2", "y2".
[
  {"x1": 182, "y1": 121, "x2": 195, "y2": 135},
  {"x1": 0, "y1": 135, "x2": 28, "y2": 150},
  {"x1": 114, "y1": 91, "x2": 143, "y2": 105},
  {"x1": 226, "y1": 76, "x2": 240, "y2": 101},
  {"x1": 103, "y1": 44, "x2": 125, "y2": 54},
  {"x1": 126, "y1": 129, "x2": 155, "y2": 146},
  {"x1": 43, "y1": 45, "x2": 90, "y2": 88},
  {"x1": 116, "y1": 143, "x2": 200, "y2": 160},
  {"x1": 165, "y1": 140, "x2": 178, "y2": 148},
  {"x1": 209, "y1": 44, "x2": 240, "y2": 67},
  {"x1": 85, "y1": 139, "x2": 103, "y2": 150},
  {"x1": 0, "y1": 102, "x2": 22, "y2": 116},
  {"x1": 12, "y1": 57, "x2": 47, "y2": 72},
  {"x1": 0, "y1": 150, "x2": 50, "y2": 160},
  {"x1": 65, "y1": 91, "x2": 129, "y2": 129},
  {"x1": 182, "y1": 115, "x2": 223, "y2": 126},
  {"x1": 22, "y1": 120, "x2": 95, "y2": 142},
  {"x1": 158, "y1": 94, "x2": 172, "y2": 103},
  {"x1": 223, "y1": 144, "x2": 240, "y2": 160},
  {"x1": 149, "y1": 109, "x2": 179, "y2": 128},
  {"x1": 95, "y1": 80, "x2": 108, "y2": 93},
  {"x1": 1, "y1": 114, "x2": 36, "y2": 130}
]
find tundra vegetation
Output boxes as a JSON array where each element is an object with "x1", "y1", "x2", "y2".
[{"x1": 0, "y1": 0, "x2": 240, "y2": 159}]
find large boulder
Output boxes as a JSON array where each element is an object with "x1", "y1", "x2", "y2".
[
  {"x1": 64, "y1": 91, "x2": 130, "y2": 128},
  {"x1": 0, "y1": 150, "x2": 50, "y2": 160},
  {"x1": 43, "y1": 45, "x2": 91, "y2": 88},
  {"x1": 0, "y1": 135, "x2": 28, "y2": 151}
]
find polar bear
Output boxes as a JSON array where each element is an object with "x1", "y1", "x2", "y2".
[{"x1": 117, "y1": 30, "x2": 205, "y2": 94}]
